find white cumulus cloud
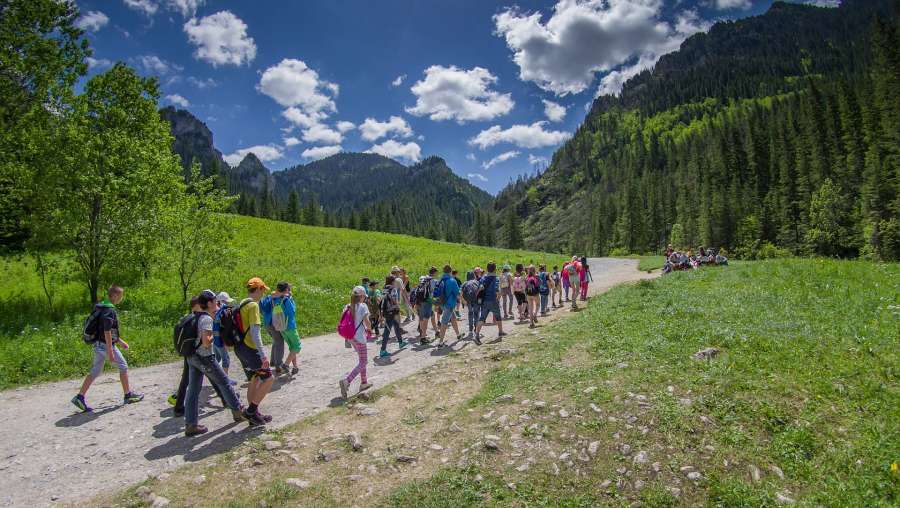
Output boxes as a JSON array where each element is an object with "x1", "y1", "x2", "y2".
[
  {"x1": 123, "y1": 0, "x2": 158, "y2": 16},
  {"x1": 281, "y1": 108, "x2": 327, "y2": 130},
  {"x1": 542, "y1": 99, "x2": 567, "y2": 122},
  {"x1": 168, "y1": 0, "x2": 205, "y2": 17},
  {"x1": 467, "y1": 173, "x2": 488, "y2": 182},
  {"x1": 528, "y1": 154, "x2": 550, "y2": 167},
  {"x1": 469, "y1": 121, "x2": 571, "y2": 150},
  {"x1": 494, "y1": 0, "x2": 711, "y2": 96},
  {"x1": 165, "y1": 94, "x2": 190, "y2": 107},
  {"x1": 483, "y1": 150, "x2": 520, "y2": 169},
  {"x1": 184, "y1": 11, "x2": 256, "y2": 67},
  {"x1": 359, "y1": 116, "x2": 413, "y2": 142},
  {"x1": 136, "y1": 55, "x2": 182, "y2": 75},
  {"x1": 406, "y1": 65, "x2": 514, "y2": 124},
  {"x1": 86, "y1": 57, "x2": 112, "y2": 70},
  {"x1": 336, "y1": 121, "x2": 356, "y2": 133},
  {"x1": 224, "y1": 144, "x2": 284, "y2": 167},
  {"x1": 187, "y1": 76, "x2": 217, "y2": 88},
  {"x1": 391, "y1": 74, "x2": 406, "y2": 87},
  {"x1": 366, "y1": 140, "x2": 422, "y2": 163},
  {"x1": 76, "y1": 11, "x2": 109, "y2": 32},
  {"x1": 301, "y1": 124, "x2": 343, "y2": 145},
  {"x1": 258, "y1": 59, "x2": 337, "y2": 112},
  {"x1": 283, "y1": 136, "x2": 300, "y2": 147},
  {"x1": 302, "y1": 145, "x2": 342, "y2": 160},
  {"x1": 714, "y1": 0, "x2": 752, "y2": 9}
]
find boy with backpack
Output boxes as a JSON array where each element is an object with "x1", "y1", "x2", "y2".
[
  {"x1": 538, "y1": 265, "x2": 550, "y2": 316},
  {"x1": 269, "y1": 282, "x2": 301, "y2": 376},
  {"x1": 435, "y1": 264, "x2": 463, "y2": 347},
  {"x1": 228, "y1": 277, "x2": 275, "y2": 426},
  {"x1": 461, "y1": 268, "x2": 482, "y2": 338},
  {"x1": 378, "y1": 275, "x2": 408, "y2": 358},
  {"x1": 179, "y1": 290, "x2": 246, "y2": 436},
  {"x1": 169, "y1": 296, "x2": 231, "y2": 416},
  {"x1": 474, "y1": 262, "x2": 507, "y2": 345},
  {"x1": 71, "y1": 285, "x2": 143, "y2": 412},
  {"x1": 412, "y1": 267, "x2": 438, "y2": 345}
]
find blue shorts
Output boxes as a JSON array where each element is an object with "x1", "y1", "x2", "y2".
[
  {"x1": 418, "y1": 302, "x2": 433, "y2": 320},
  {"x1": 479, "y1": 300, "x2": 502, "y2": 322},
  {"x1": 440, "y1": 305, "x2": 456, "y2": 325}
]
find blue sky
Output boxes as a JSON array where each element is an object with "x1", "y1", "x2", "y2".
[{"x1": 75, "y1": 0, "x2": 836, "y2": 194}]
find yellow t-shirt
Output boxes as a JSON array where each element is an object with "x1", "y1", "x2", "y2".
[{"x1": 239, "y1": 298, "x2": 262, "y2": 349}]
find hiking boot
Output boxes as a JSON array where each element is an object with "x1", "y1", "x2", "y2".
[
  {"x1": 379, "y1": 350, "x2": 391, "y2": 359},
  {"x1": 290, "y1": 366, "x2": 299, "y2": 376},
  {"x1": 185, "y1": 424, "x2": 208, "y2": 437},
  {"x1": 243, "y1": 410, "x2": 266, "y2": 426},
  {"x1": 167, "y1": 393, "x2": 177, "y2": 406},
  {"x1": 359, "y1": 382, "x2": 373, "y2": 392},
  {"x1": 231, "y1": 409, "x2": 247, "y2": 423},
  {"x1": 123, "y1": 392, "x2": 144, "y2": 404},
  {"x1": 339, "y1": 378, "x2": 349, "y2": 399},
  {"x1": 71, "y1": 394, "x2": 92, "y2": 413}
]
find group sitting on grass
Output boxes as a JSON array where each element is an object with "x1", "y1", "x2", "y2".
[
  {"x1": 662, "y1": 245, "x2": 729, "y2": 274},
  {"x1": 71, "y1": 256, "x2": 592, "y2": 437}
]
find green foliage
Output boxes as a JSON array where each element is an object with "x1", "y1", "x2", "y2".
[
  {"x1": 804, "y1": 178, "x2": 858, "y2": 256},
  {"x1": 0, "y1": 215, "x2": 567, "y2": 388},
  {"x1": 30, "y1": 63, "x2": 184, "y2": 302}
]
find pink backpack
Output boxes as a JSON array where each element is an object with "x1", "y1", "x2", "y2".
[{"x1": 337, "y1": 305, "x2": 358, "y2": 340}]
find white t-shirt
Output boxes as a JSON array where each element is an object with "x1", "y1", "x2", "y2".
[
  {"x1": 353, "y1": 303, "x2": 369, "y2": 343},
  {"x1": 196, "y1": 313, "x2": 214, "y2": 357}
]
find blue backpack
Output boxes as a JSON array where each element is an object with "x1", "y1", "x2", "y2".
[
  {"x1": 432, "y1": 278, "x2": 445, "y2": 303},
  {"x1": 538, "y1": 272, "x2": 550, "y2": 295}
]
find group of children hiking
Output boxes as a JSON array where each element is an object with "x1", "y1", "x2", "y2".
[{"x1": 70, "y1": 256, "x2": 592, "y2": 436}]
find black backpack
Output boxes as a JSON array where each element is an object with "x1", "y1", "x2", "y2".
[
  {"x1": 173, "y1": 311, "x2": 203, "y2": 357},
  {"x1": 219, "y1": 300, "x2": 251, "y2": 347},
  {"x1": 411, "y1": 278, "x2": 431, "y2": 306},
  {"x1": 381, "y1": 287, "x2": 400, "y2": 316},
  {"x1": 461, "y1": 280, "x2": 480, "y2": 305},
  {"x1": 81, "y1": 306, "x2": 102, "y2": 344}
]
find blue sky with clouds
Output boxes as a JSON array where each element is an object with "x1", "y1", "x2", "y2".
[{"x1": 75, "y1": 0, "x2": 837, "y2": 194}]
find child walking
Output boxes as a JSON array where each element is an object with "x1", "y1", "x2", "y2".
[
  {"x1": 273, "y1": 282, "x2": 302, "y2": 376},
  {"x1": 339, "y1": 286, "x2": 372, "y2": 399}
]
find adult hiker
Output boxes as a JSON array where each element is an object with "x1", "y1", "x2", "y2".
[
  {"x1": 182, "y1": 290, "x2": 246, "y2": 436},
  {"x1": 232, "y1": 277, "x2": 275, "y2": 426},
  {"x1": 435, "y1": 264, "x2": 463, "y2": 347},
  {"x1": 550, "y1": 265, "x2": 562, "y2": 308},
  {"x1": 474, "y1": 262, "x2": 506, "y2": 345},
  {"x1": 71, "y1": 285, "x2": 143, "y2": 412},
  {"x1": 561, "y1": 260, "x2": 571, "y2": 302},
  {"x1": 538, "y1": 264, "x2": 551, "y2": 316},
  {"x1": 339, "y1": 286, "x2": 373, "y2": 398},
  {"x1": 512, "y1": 263, "x2": 527, "y2": 322},
  {"x1": 170, "y1": 296, "x2": 230, "y2": 417},
  {"x1": 272, "y1": 282, "x2": 301, "y2": 376},
  {"x1": 499, "y1": 264, "x2": 513, "y2": 320},
  {"x1": 525, "y1": 265, "x2": 540, "y2": 328},
  {"x1": 379, "y1": 275, "x2": 408, "y2": 358},
  {"x1": 461, "y1": 268, "x2": 482, "y2": 338}
]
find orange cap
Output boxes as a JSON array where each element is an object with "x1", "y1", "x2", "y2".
[{"x1": 247, "y1": 277, "x2": 269, "y2": 291}]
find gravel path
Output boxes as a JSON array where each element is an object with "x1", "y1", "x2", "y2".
[{"x1": 0, "y1": 258, "x2": 654, "y2": 507}]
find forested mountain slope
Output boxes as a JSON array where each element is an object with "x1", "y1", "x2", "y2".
[{"x1": 495, "y1": 0, "x2": 899, "y2": 260}]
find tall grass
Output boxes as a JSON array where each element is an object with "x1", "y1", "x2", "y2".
[{"x1": 0, "y1": 216, "x2": 567, "y2": 389}]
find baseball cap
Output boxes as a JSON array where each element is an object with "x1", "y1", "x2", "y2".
[
  {"x1": 198, "y1": 289, "x2": 216, "y2": 305},
  {"x1": 352, "y1": 285, "x2": 367, "y2": 296},
  {"x1": 215, "y1": 291, "x2": 233, "y2": 304},
  {"x1": 390, "y1": 266, "x2": 400, "y2": 274},
  {"x1": 247, "y1": 277, "x2": 269, "y2": 291}
]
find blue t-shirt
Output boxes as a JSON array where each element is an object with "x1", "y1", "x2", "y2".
[
  {"x1": 439, "y1": 274, "x2": 460, "y2": 309},
  {"x1": 479, "y1": 274, "x2": 499, "y2": 303}
]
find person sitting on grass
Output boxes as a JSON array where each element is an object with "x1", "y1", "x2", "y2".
[{"x1": 71, "y1": 285, "x2": 143, "y2": 412}]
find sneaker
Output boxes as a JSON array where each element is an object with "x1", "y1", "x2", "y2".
[
  {"x1": 454, "y1": 311, "x2": 462, "y2": 319},
  {"x1": 185, "y1": 424, "x2": 208, "y2": 437},
  {"x1": 498, "y1": 332, "x2": 508, "y2": 338},
  {"x1": 397, "y1": 340, "x2": 408, "y2": 349},
  {"x1": 166, "y1": 393, "x2": 177, "y2": 406},
  {"x1": 457, "y1": 333, "x2": 465, "y2": 341},
  {"x1": 473, "y1": 334, "x2": 482, "y2": 346},
  {"x1": 359, "y1": 382, "x2": 373, "y2": 392},
  {"x1": 419, "y1": 337, "x2": 431, "y2": 345},
  {"x1": 174, "y1": 409, "x2": 184, "y2": 417},
  {"x1": 231, "y1": 408, "x2": 247, "y2": 423},
  {"x1": 259, "y1": 413, "x2": 273, "y2": 423},
  {"x1": 243, "y1": 410, "x2": 266, "y2": 426},
  {"x1": 379, "y1": 350, "x2": 391, "y2": 358},
  {"x1": 123, "y1": 392, "x2": 144, "y2": 404},
  {"x1": 291, "y1": 366, "x2": 299, "y2": 376},
  {"x1": 339, "y1": 378, "x2": 349, "y2": 399},
  {"x1": 437, "y1": 340, "x2": 446, "y2": 348},
  {"x1": 71, "y1": 394, "x2": 92, "y2": 412}
]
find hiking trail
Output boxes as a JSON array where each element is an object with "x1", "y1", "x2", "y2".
[{"x1": 0, "y1": 258, "x2": 655, "y2": 507}]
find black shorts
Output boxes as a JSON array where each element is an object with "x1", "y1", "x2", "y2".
[
  {"x1": 514, "y1": 292, "x2": 526, "y2": 305},
  {"x1": 233, "y1": 341, "x2": 271, "y2": 380}
]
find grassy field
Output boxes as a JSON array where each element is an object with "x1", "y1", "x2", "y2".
[
  {"x1": 0, "y1": 215, "x2": 567, "y2": 389},
  {"x1": 384, "y1": 259, "x2": 899, "y2": 506},
  {"x1": 637, "y1": 255, "x2": 666, "y2": 271}
]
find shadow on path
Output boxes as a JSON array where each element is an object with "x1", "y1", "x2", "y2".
[
  {"x1": 55, "y1": 405, "x2": 122, "y2": 427},
  {"x1": 144, "y1": 421, "x2": 263, "y2": 462}
]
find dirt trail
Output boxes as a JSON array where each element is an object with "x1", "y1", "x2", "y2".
[{"x1": 0, "y1": 258, "x2": 655, "y2": 507}]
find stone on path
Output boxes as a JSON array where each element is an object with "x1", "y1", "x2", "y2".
[
  {"x1": 776, "y1": 492, "x2": 796, "y2": 505},
  {"x1": 347, "y1": 433, "x2": 363, "y2": 452},
  {"x1": 150, "y1": 495, "x2": 170, "y2": 508},
  {"x1": 633, "y1": 450, "x2": 649, "y2": 464},
  {"x1": 396, "y1": 454, "x2": 417, "y2": 463},
  {"x1": 263, "y1": 441, "x2": 282, "y2": 451},
  {"x1": 770, "y1": 464, "x2": 785, "y2": 479},
  {"x1": 285, "y1": 478, "x2": 310, "y2": 489},
  {"x1": 693, "y1": 347, "x2": 721, "y2": 360}
]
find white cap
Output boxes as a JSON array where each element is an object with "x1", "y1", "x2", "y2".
[
  {"x1": 352, "y1": 285, "x2": 367, "y2": 296},
  {"x1": 215, "y1": 291, "x2": 233, "y2": 304}
]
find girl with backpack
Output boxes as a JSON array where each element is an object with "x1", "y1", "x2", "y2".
[
  {"x1": 339, "y1": 286, "x2": 373, "y2": 399},
  {"x1": 512, "y1": 263, "x2": 527, "y2": 323},
  {"x1": 525, "y1": 265, "x2": 540, "y2": 328}
]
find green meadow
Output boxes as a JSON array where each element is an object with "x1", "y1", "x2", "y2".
[
  {"x1": 386, "y1": 259, "x2": 899, "y2": 507},
  {"x1": 0, "y1": 215, "x2": 567, "y2": 389}
]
